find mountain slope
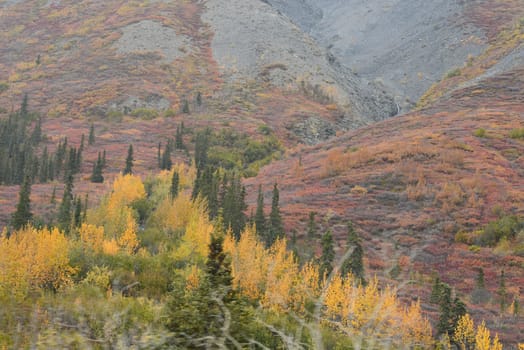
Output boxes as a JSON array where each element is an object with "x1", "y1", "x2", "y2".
[
  {"x1": 268, "y1": 0, "x2": 524, "y2": 112},
  {"x1": 0, "y1": 0, "x2": 396, "y2": 139}
]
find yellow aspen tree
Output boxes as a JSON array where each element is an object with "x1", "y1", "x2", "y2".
[
  {"x1": 172, "y1": 206, "x2": 212, "y2": 263},
  {"x1": 453, "y1": 314, "x2": 475, "y2": 350},
  {"x1": 0, "y1": 226, "x2": 74, "y2": 300},
  {"x1": 107, "y1": 174, "x2": 146, "y2": 210},
  {"x1": 324, "y1": 274, "x2": 346, "y2": 318},
  {"x1": 117, "y1": 209, "x2": 139, "y2": 254},
  {"x1": 401, "y1": 300, "x2": 433, "y2": 348},
  {"x1": 78, "y1": 223, "x2": 105, "y2": 253},
  {"x1": 263, "y1": 238, "x2": 298, "y2": 311},
  {"x1": 225, "y1": 225, "x2": 268, "y2": 300},
  {"x1": 476, "y1": 321, "x2": 503, "y2": 350},
  {"x1": 292, "y1": 261, "x2": 322, "y2": 312}
]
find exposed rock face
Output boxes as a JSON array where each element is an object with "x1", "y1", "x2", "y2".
[
  {"x1": 114, "y1": 20, "x2": 194, "y2": 62},
  {"x1": 287, "y1": 116, "x2": 336, "y2": 145},
  {"x1": 203, "y1": 0, "x2": 397, "y2": 128},
  {"x1": 266, "y1": 0, "x2": 488, "y2": 111},
  {"x1": 109, "y1": 94, "x2": 171, "y2": 114}
]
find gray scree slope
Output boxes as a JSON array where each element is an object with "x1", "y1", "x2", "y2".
[
  {"x1": 267, "y1": 0, "x2": 488, "y2": 111},
  {"x1": 203, "y1": 0, "x2": 397, "y2": 128}
]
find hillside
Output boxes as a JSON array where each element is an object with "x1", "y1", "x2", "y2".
[
  {"x1": 247, "y1": 48, "x2": 524, "y2": 345},
  {"x1": 0, "y1": 0, "x2": 523, "y2": 347},
  {"x1": 268, "y1": 0, "x2": 524, "y2": 112},
  {"x1": 0, "y1": 0, "x2": 395, "y2": 137}
]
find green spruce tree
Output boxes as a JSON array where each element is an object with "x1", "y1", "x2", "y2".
[
  {"x1": 90, "y1": 152, "x2": 104, "y2": 183},
  {"x1": 254, "y1": 185, "x2": 266, "y2": 238},
  {"x1": 58, "y1": 171, "x2": 74, "y2": 233},
  {"x1": 319, "y1": 229, "x2": 335, "y2": 279},
  {"x1": 123, "y1": 144, "x2": 134, "y2": 175},
  {"x1": 73, "y1": 196, "x2": 82, "y2": 228},
  {"x1": 170, "y1": 170, "x2": 180, "y2": 199},
  {"x1": 340, "y1": 221, "x2": 365, "y2": 285},
  {"x1": 306, "y1": 211, "x2": 317, "y2": 240},
  {"x1": 88, "y1": 123, "x2": 95, "y2": 145},
  {"x1": 11, "y1": 175, "x2": 32, "y2": 230},
  {"x1": 267, "y1": 183, "x2": 284, "y2": 247}
]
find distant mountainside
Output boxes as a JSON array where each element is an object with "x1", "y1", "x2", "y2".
[
  {"x1": 0, "y1": 0, "x2": 396, "y2": 139},
  {"x1": 267, "y1": 0, "x2": 523, "y2": 112}
]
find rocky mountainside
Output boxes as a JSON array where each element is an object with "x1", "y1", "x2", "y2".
[
  {"x1": 267, "y1": 0, "x2": 517, "y2": 111},
  {"x1": 0, "y1": 0, "x2": 396, "y2": 140}
]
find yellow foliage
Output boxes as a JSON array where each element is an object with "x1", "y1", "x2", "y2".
[
  {"x1": 168, "y1": 196, "x2": 212, "y2": 263},
  {"x1": 225, "y1": 225, "x2": 268, "y2": 300},
  {"x1": 107, "y1": 174, "x2": 146, "y2": 211},
  {"x1": 292, "y1": 261, "x2": 322, "y2": 312},
  {"x1": 262, "y1": 239, "x2": 298, "y2": 311},
  {"x1": 152, "y1": 194, "x2": 197, "y2": 234},
  {"x1": 401, "y1": 300, "x2": 433, "y2": 347},
  {"x1": 79, "y1": 223, "x2": 104, "y2": 253},
  {"x1": 454, "y1": 314, "x2": 475, "y2": 350},
  {"x1": 102, "y1": 239, "x2": 120, "y2": 256},
  {"x1": 324, "y1": 274, "x2": 432, "y2": 347},
  {"x1": 117, "y1": 210, "x2": 139, "y2": 254},
  {"x1": 0, "y1": 226, "x2": 74, "y2": 300},
  {"x1": 475, "y1": 321, "x2": 503, "y2": 350},
  {"x1": 185, "y1": 265, "x2": 201, "y2": 291},
  {"x1": 89, "y1": 174, "x2": 145, "y2": 237}
]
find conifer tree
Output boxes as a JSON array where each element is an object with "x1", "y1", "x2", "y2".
[
  {"x1": 222, "y1": 174, "x2": 247, "y2": 240},
  {"x1": 83, "y1": 194, "x2": 88, "y2": 221},
  {"x1": 194, "y1": 129, "x2": 210, "y2": 172},
  {"x1": 58, "y1": 171, "x2": 74, "y2": 233},
  {"x1": 170, "y1": 170, "x2": 179, "y2": 199},
  {"x1": 123, "y1": 144, "x2": 134, "y2": 175},
  {"x1": 73, "y1": 196, "x2": 82, "y2": 228},
  {"x1": 20, "y1": 93, "x2": 28, "y2": 117},
  {"x1": 307, "y1": 211, "x2": 317, "y2": 239},
  {"x1": 437, "y1": 283, "x2": 453, "y2": 335},
  {"x1": 196, "y1": 91, "x2": 202, "y2": 106},
  {"x1": 31, "y1": 116, "x2": 42, "y2": 144},
  {"x1": 206, "y1": 231, "x2": 233, "y2": 289},
  {"x1": 267, "y1": 183, "x2": 284, "y2": 246},
  {"x1": 101, "y1": 149, "x2": 106, "y2": 168},
  {"x1": 88, "y1": 123, "x2": 95, "y2": 145},
  {"x1": 11, "y1": 175, "x2": 32, "y2": 230},
  {"x1": 39, "y1": 146, "x2": 49, "y2": 183},
  {"x1": 340, "y1": 221, "x2": 365, "y2": 284},
  {"x1": 50, "y1": 185, "x2": 57, "y2": 205},
  {"x1": 161, "y1": 143, "x2": 172, "y2": 170},
  {"x1": 175, "y1": 124, "x2": 185, "y2": 150},
  {"x1": 319, "y1": 229, "x2": 335, "y2": 279},
  {"x1": 90, "y1": 152, "x2": 104, "y2": 183},
  {"x1": 254, "y1": 185, "x2": 266, "y2": 237},
  {"x1": 182, "y1": 99, "x2": 190, "y2": 114}
]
